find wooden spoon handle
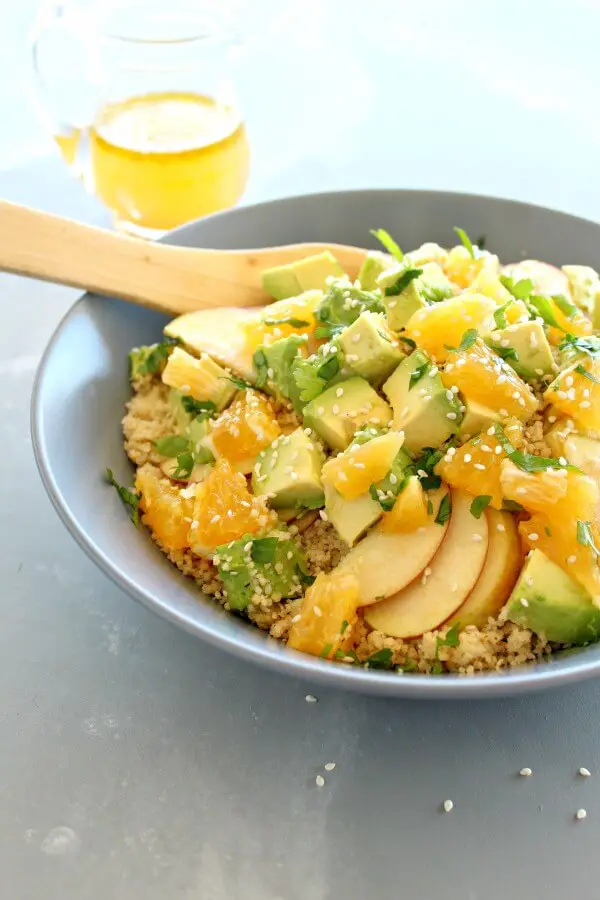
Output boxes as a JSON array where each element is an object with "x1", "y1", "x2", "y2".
[{"x1": 0, "y1": 201, "x2": 365, "y2": 315}]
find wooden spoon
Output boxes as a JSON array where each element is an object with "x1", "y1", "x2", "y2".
[{"x1": 0, "y1": 201, "x2": 368, "y2": 315}]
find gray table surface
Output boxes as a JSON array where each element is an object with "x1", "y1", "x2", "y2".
[{"x1": 4, "y1": 2, "x2": 600, "y2": 898}]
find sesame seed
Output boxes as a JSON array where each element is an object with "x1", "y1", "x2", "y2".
[
  {"x1": 496, "y1": 523, "x2": 505, "y2": 532},
  {"x1": 290, "y1": 472, "x2": 298, "y2": 481},
  {"x1": 317, "y1": 406, "x2": 325, "y2": 416},
  {"x1": 352, "y1": 333, "x2": 361, "y2": 344},
  {"x1": 446, "y1": 390, "x2": 454, "y2": 401},
  {"x1": 319, "y1": 510, "x2": 329, "y2": 521},
  {"x1": 499, "y1": 409, "x2": 509, "y2": 417},
  {"x1": 447, "y1": 412, "x2": 457, "y2": 420},
  {"x1": 579, "y1": 767, "x2": 592, "y2": 777},
  {"x1": 291, "y1": 614, "x2": 302, "y2": 623},
  {"x1": 447, "y1": 447, "x2": 457, "y2": 456},
  {"x1": 481, "y1": 444, "x2": 492, "y2": 453},
  {"x1": 556, "y1": 390, "x2": 568, "y2": 399},
  {"x1": 576, "y1": 809, "x2": 587, "y2": 820},
  {"x1": 429, "y1": 366, "x2": 438, "y2": 376},
  {"x1": 495, "y1": 446, "x2": 503, "y2": 455},
  {"x1": 474, "y1": 463, "x2": 486, "y2": 471},
  {"x1": 336, "y1": 387, "x2": 344, "y2": 397},
  {"x1": 529, "y1": 533, "x2": 539, "y2": 541},
  {"x1": 210, "y1": 514, "x2": 221, "y2": 524},
  {"x1": 559, "y1": 457, "x2": 568, "y2": 467},
  {"x1": 497, "y1": 374, "x2": 507, "y2": 385},
  {"x1": 521, "y1": 598, "x2": 529, "y2": 607},
  {"x1": 304, "y1": 428, "x2": 313, "y2": 436},
  {"x1": 324, "y1": 762, "x2": 336, "y2": 771},
  {"x1": 464, "y1": 453, "x2": 472, "y2": 463},
  {"x1": 332, "y1": 404, "x2": 340, "y2": 415},
  {"x1": 565, "y1": 375, "x2": 574, "y2": 387},
  {"x1": 305, "y1": 694, "x2": 318, "y2": 703},
  {"x1": 389, "y1": 473, "x2": 398, "y2": 485},
  {"x1": 387, "y1": 300, "x2": 397, "y2": 309},
  {"x1": 568, "y1": 555, "x2": 577, "y2": 564},
  {"x1": 580, "y1": 400, "x2": 591, "y2": 408},
  {"x1": 443, "y1": 799, "x2": 454, "y2": 813},
  {"x1": 516, "y1": 487, "x2": 527, "y2": 495},
  {"x1": 547, "y1": 415, "x2": 556, "y2": 425},
  {"x1": 313, "y1": 605, "x2": 323, "y2": 617},
  {"x1": 519, "y1": 767, "x2": 533, "y2": 777},
  {"x1": 316, "y1": 775, "x2": 325, "y2": 788},
  {"x1": 487, "y1": 426, "x2": 496, "y2": 436}
]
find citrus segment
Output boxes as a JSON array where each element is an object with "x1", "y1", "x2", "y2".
[
  {"x1": 287, "y1": 569, "x2": 360, "y2": 659},
  {"x1": 136, "y1": 465, "x2": 195, "y2": 551},
  {"x1": 544, "y1": 358, "x2": 600, "y2": 435},
  {"x1": 405, "y1": 294, "x2": 496, "y2": 361},
  {"x1": 380, "y1": 476, "x2": 430, "y2": 533},
  {"x1": 211, "y1": 389, "x2": 281, "y2": 471}
]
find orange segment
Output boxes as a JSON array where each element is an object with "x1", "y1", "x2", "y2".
[
  {"x1": 501, "y1": 465, "x2": 600, "y2": 600},
  {"x1": 136, "y1": 465, "x2": 195, "y2": 551},
  {"x1": 287, "y1": 569, "x2": 360, "y2": 659},
  {"x1": 189, "y1": 458, "x2": 276, "y2": 556},
  {"x1": 321, "y1": 432, "x2": 402, "y2": 501},
  {"x1": 405, "y1": 294, "x2": 496, "y2": 361},
  {"x1": 441, "y1": 340, "x2": 538, "y2": 420},
  {"x1": 546, "y1": 304, "x2": 593, "y2": 346},
  {"x1": 544, "y1": 358, "x2": 600, "y2": 435},
  {"x1": 499, "y1": 460, "x2": 568, "y2": 514},
  {"x1": 380, "y1": 476, "x2": 430, "y2": 533},
  {"x1": 243, "y1": 291, "x2": 321, "y2": 352},
  {"x1": 437, "y1": 424, "x2": 523, "y2": 509},
  {"x1": 443, "y1": 246, "x2": 498, "y2": 289},
  {"x1": 211, "y1": 389, "x2": 281, "y2": 471}
]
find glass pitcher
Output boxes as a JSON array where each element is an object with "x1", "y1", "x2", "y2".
[{"x1": 31, "y1": 0, "x2": 250, "y2": 238}]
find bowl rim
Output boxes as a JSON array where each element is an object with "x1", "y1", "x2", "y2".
[{"x1": 30, "y1": 187, "x2": 600, "y2": 699}]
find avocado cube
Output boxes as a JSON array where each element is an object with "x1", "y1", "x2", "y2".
[
  {"x1": 459, "y1": 399, "x2": 501, "y2": 440},
  {"x1": 214, "y1": 530, "x2": 307, "y2": 611},
  {"x1": 489, "y1": 320, "x2": 554, "y2": 382},
  {"x1": 252, "y1": 428, "x2": 324, "y2": 509},
  {"x1": 405, "y1": 242, "x2": 449, "y2": 268},
  {"x1": 371, "y1": 447, "x2": 413, "y2": 509},
  {"x1": 253, "y1": 334, "x2": 309, "y2": 401},
  {"x1": 382, "y1": 351, "x2": 463, "y2": 453},
  {"x1": 358, "y1": 251, "x2": 393, "y2": 290},
  {"x1": 338, "y1": 312, "x2": 405, "y2": 384},
  {"x1": 314, "y1": 280, "x2": 385, "y2": 336},
  {"x1": 323, "y1": 481, "x2": 382, "y2": 546},
  {"x1": 506, "y1": 549, "x2": 600, "y2": 645},
  {"x1": 262, "y1": 252, "x2": 345, "y2": 301},
  {"x1": 562, "y1": 265, "x2": 600, "y2": 316},
  {"x1": 303, "y1": 377, "x2": 392, "y2": 452}
]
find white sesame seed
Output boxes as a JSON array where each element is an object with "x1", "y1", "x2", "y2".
[
  {"x1": 352, "y1": 333, "x2": 361, "y2": 344},
  {"x1": 499, "y1": 409, "x2": 509, "y2": 417},
  {"x1": 291, "y1": 614, "x2": 302, "y2": 623},
  {"x1": 313, "y1": 605, "x2": 323, "y2": 617},
  {"x1": 496, "y1": 523, "x2": 505, "y2": 532},
  {"x1": 316, "y1": 775, "x2": 325, "y2": 788},
  {"x1": 568, "y1": 555, "x2": 577, "y2": 564},
  {"x1": 443, "y1": 799, "x2": 454, "y2": 812},
  {"x1": 319, "y1": 510, "x2": 329, "y2": 521},
  {"x1": 565, "y1": 375, "x2": 574, "y2": 387},
  {"x1": 336, "y1": 387, "x2": 344, "y2": 397},
  {"x1": 497, "y1": 374, "x2": 507, "y2": 385},
  {"x1": 500, "y1": 339, "x2": 510, "y2": 348},
  {"x1": 317, "y1": 406, "x2": 325, "y2": 416},
  {"x1": 521, "y1": 598, "x2": 529, "y2": 607},
  {"x1": 324, "y1": 762, "x2": 336, "y2": 771},
  {"x1": 579, "y1": 767, "x2": 592, "y2": 777},
  {"x1": 332, "y1": 404, "x2": 340, "y2": 415},
  {"x1": 210, "y1": 514, "x2": 221, "y2": 524},
  {"x1": 447, "y1": 412, "x2": 457, "y2": 420},
  {"x1": 474, "y1": 463, "x2": 486, "y2": 471},
  {"x1": 464, "y1": 453, "x2": 473, "y2": 463},
  {"x1": 580, "y1": 400, "x2": 591, "y2": 408},
  {"x1": 559, "y1": 457, "x2": 568, "y2": 467},
  {"x1": 556, "y1": 390, "x2": 568, "y2": 399},
  {"x1": 495, "y1": 446, "x2": 503, "y2": 455},
  {"x1": 305, "y1": 694, "x2": 318, "y2": 703},
  {"x1": 576, "y1": 808, "x2": 587, "y2": 820},
  {"x1": 519, "y1": 767, "x2": 533, "y2": 777},
  {"x1": 446, "y1": 390, "x2": 454, "y2": 401},
  {"x1": 389, "y1": 473, "x2": 398, "y2": 485},
  {"x1": 529, "y1": 533, "x2": 539, "y2": 541}
]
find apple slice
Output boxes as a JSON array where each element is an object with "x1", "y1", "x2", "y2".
[
  {"x1": 336, "y1": 488, "x2": 448, "y2": 606},
  {"x1": 447, "y1": 508, "x2": 522, "y2": 629},
  {"x1": 165, "y1": 307, "x2": 262, "y2": 383},
  {"x1": 502, "y1": 260, "x2": 569, "y2": 298},
  {"x1": 364, "y1": 489, "x2": 488, "y2": 638}
]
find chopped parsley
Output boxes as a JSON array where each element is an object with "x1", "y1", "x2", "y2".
[
  {"x1": 493, "y1": 301, "x2": 512, "y2": 330},
  {"x1": 131, "y1": 337, "x2": 179, "y2": 376},
  {"x1": 559, "y1": 334, "x2": 600, "y2": 358},
  {"x1": 370, "y1": 228, "x2": 404, "y2": 263},
  {"x1": 180, "y1": 396, "x2": 217, "y2": 420},
  {"x1": 250, "y1": 537, "x2": 279, "y2": 564},
  {"x1": 105, "y1": 469, "x2": 140, "y2": 526},
  {"x1": 364, "y1": 648, "x2": 394, "y2": 669},
  {"x1": 499, "y1": 276, "x2": 533, "y2": 301},
  {"x1": 401, "y1": 658, "x2": 419, "y2": 673},
  {"x1": 453, "y1": 226, "x2": 476, "y2": 259},
  {"x1": 552, "y1": 293, "x2": 578, "y2": 320},
  {"x1": 436, "y1": 623, "x2": 460, "y2": 652},
  {"x1": 493, "y1": 424, "x2": 576, "y2": 473},
  {"x1": 384, "y1": 267, "x2": 423, "y2": 297},
  {"x1": 409, "y1": 446, "x2": 444, "y2": 492},
  {"x1": 577, "y1": 521, "x2": 600, "y2": 557},
  {"x1": 494, "y1": 346, "x2": 519, "y2": 362},
  {"x1": 444, "y1": 328, "x2": 478, "y2": 354},
  {"x1": 263, "y1": 316, "x2": 309, "y2": 328},
  {"x1": 171, "y1": 451, "x2": 195, "y2": 479},
  {"x1": 408, "y1": 361, "x2": 429, "y2": 390},
  {"x1": 435, "y1": 492, "x2": 452, "y2": 525},
  {"x1": 502, "y1": 498, "x2": 524, "y2": 512},
  {"x1": 545, "y1": 525, "x2": 552, "y2": 538},
  {"x1": 223, "y1": 374, "x2": 252, "y2": 390},
  {"x1": 253, "y1": 349, "x2": 269, "y2": 389},
  {"x1": 527, "y1": 295, "x2": 562, "y2": 329},
  {"x1": 296, "y1": 562, "x2": 316, "y2": 586},
  {"x1": 470, "y1": 495, "x2": 492, "y2": 519},
  {"x1": 574, "y1": 364, "x2": 600, "y2": 384},
  {"x1": 320, "y1": 643, "x2": 333, "y2": 659},
  {"x1": 154, "y1": 435, "x2": 191, "y2": 457}
]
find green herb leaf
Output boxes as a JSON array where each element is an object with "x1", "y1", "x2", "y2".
[
  {"x1": 495, "y1": 346, "x2": 519, "y2": 362},
  {"x1": 250, "y1": 537, "x2": 279, "y2": 565},
  {"x1": 493, "y1": 302, "x2": 511, "y2": 330},
  {"x1": 223, "y1": 375, "x2": 251, "y2": 390},
  {"x1": 399, "y1": 337, "x2": 417, "y2": 350},
  {"x1": 180, "y1": 396, "x2": 217, "y2": 419},
  {"x1": 320, "y1": 643, "x2": 333, "y2": 658},
  {"x1": 364, "y1": 648, "x2": 394, "y2": 669},
  {"x1": 470, "y1": 495, "x2": 492, "y2": 519},
  {"x1": 172, "y1": 451, "x2": 195, "y2": 479},
  {"x1": 527, "y1": 295, "x2": 562, "y2": 329},
  {"x1": 384, "y1": 267, "x2": 423, "y2": 297},
  {"x1": 133, "y1": 337, "x2": 179, "y2": 376},
  {"x1": 263, "y1": 317, "x2": 309, "y2": 328},
  {"x1": 105, "y1": 468, "x2": 140, "y2": 526},
  {"x1": 453, "y1": 226, "x2": 476, "y2": 259},
  {"x1": 409, "y1": 361, "x2": 429, "y2": 390},
  {"x1": 499, "y1": 276, "x2": 534, "y2": 301},
  {"x1": 410, "y1": 446, "x2": 444, "y2": 492},
  {"x1": 502, "y1": 498, "x2": 524, "y2": 512},
  {"x1": 340, "y1": 619, "x2": 349, "y2": 635},
  {"x1": 369, "y1": 483, "x2": 397, "y2": 512},
  {"x1": 545, "y1": 525, "x2": 552, "y2": 537},
  {"x1": 194, "y1": 446, "x2": 215, "y2": 465},
  {"x1": 317, "y1": 355, "x2": 340, "y2": 381},
  {"x1": 574, "y1": 364, "x2": 600, "y2": 384},
  {"x1": 298, "y1": 494, "x2": 326, "y2": 510},
  {"x1": 494, "y1": 424, "x2": 576, "y2": 473},
  {"x1": 401, "y1": 658, "x2": 418, "y2": 672},
  {"x1": 444, "y1": 328, "x2": 478, "y2": 354},
  {"x1": 435, "y1": 493, "x2": 452, "y2": 525},
  {"x1": 577, "y1": 520, "x2": 600, "y2": 557},
  {"x1": 154, "y1": 435, "x2": 191, "y2": 457},
  {"x1": 430, "y1": 660, "x2": 444, "y2": 675},
  {"x1": 559, "y1": 334, "x2": 600, "y2": 358},
  {"x1": 296, "y1": 563, "x2": 316, "y2": 586},
  {"x1": 436, "y1": 623, "x2": 461, "y2": 652},
  {"x1": 427, "y1": 497, "x2": 434, "y2": 515},
  {"x1": 552, "y1": 293, "x2": 578, "y2": 320},
  {"x1": 370, "y1": 228, "x2": 404, "y2": 263},
  {"x1": 253, "y1": 349, "x2": 269, "y2": 389}
]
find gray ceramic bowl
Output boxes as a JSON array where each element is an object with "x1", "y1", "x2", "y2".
[{"x1": 31, "y1": 189, "x2": 600, "y2": 698}]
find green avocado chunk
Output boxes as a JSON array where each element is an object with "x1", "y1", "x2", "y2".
[
  {"x1": 262, "y1": 252, "x2": 345, "y2": 301},
  {"x1": 338, "y1": 311, "x2": 405, "y2": 384},
  {"x1": 253, "y1": 334, "x2": 309, "y2": 401},
  {"x1": 357, "y1": 251, "x2": 393, "y2": 290},
  {"x1": 458, "y1": 399, "x2": 501, "y2": 440},
  {"x1": 303, "y1": 377, "x2": 393, "y2": 452},
  {"x1": 489, "y1": 320, "x2": 555, "y2": 382},
  {"x1": 562, "y1": 264, "x2": 600, "y2": 317},
  {"x1": 314, "y1": 280, "x2": 385, "y2": 338},
  {"x1": 214, "y1": 530, "x2": 308, "y2": 611},
  {"x1": 252, "y1": 428, "x2": 324, "y2": 510},
  {"x1": 382, "y1": 350, "x2": 462, "y2": 453},
  {"x1": 506, "y1": 549, "x2": 600, "y2": 645},
  {"x1": 378, "y1": 262, "x2": 454, "y2": 331},
  {"x1": 323, "y1": 481, "x2": 382, "y2": 546}
]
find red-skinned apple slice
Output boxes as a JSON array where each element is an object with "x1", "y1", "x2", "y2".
[
  {"x1": 446, "y1": 507, "x2": 522, "y2": 629},
  {"x1": 501, "y1": 260, "x2": 569, "y2": 298},
  {"x1": 364, "y1": 489, "x2": 488, "y2": 638},
  {"x1": 336, "y1": 488, "x2": 448, "y2": 606}
]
